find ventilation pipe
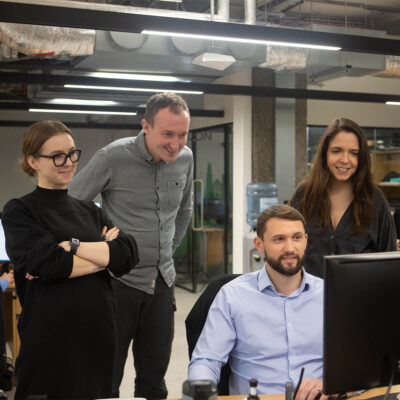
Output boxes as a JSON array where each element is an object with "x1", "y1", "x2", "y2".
[
  {"x1": 218, "y1": 0, "x2": 230, "y2": 22},
  {"x1": 245, "y1": 0, "x2": 256, "y2": 25}
]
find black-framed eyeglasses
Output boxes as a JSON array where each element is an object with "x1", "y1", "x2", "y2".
[{"x1": 37, "y1": 148, "x2": 82, "y2": 167}]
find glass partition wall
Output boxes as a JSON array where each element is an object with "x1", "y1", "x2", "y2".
[{"x1": 174, "y1": 123, "x2": 233, "y2": 293}]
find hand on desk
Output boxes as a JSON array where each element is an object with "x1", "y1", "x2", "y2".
[{"x1": 296, "y1": 378, "x2": 336, "y2": 400}]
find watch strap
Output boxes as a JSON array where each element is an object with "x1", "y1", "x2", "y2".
[{"x1": 70, "y1": 238, "x2": 80, "y2": 255}]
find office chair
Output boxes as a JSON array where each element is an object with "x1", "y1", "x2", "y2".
[{"x1": 185, "y1": 274, "x2": 241, "y2": 395}]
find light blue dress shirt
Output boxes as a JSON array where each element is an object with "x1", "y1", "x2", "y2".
[
  {"x1": 188, "y1": 267, "x2": 324, "y2": 395},
  {"x1": 0, "y1": 278, "x2": 9, "y2": 293}
]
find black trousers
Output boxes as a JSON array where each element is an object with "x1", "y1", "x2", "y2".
[{"x1": 111, "y1": 274, "x2": 175, "y2": 400}]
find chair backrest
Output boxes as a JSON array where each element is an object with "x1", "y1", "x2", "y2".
[{"x1": 185, "y1": 274, "x2": 241, "y2": 395}]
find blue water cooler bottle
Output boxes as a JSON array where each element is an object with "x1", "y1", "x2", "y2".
[{"x1": 243, "y1": 182, "x2": 278, "y2": 272}]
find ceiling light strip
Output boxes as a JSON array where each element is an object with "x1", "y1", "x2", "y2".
[
  {"x1": 29, "y1": 108, "x2": 137, "y2": 116},
  {"x1": 386, "y1": 102, "x2": 400, "y2": 106},
  {"x1": 141, "y1": 30, "x2": 341, "y2": 51},
  {"x1": 89, "y1": 72, "x2": 189, "y2": 83},
  {"x1": 64, "y1": 84, "x2": 204, "y2": 95},
  {"x1": 51, "y1": 98, "x2": 118, "y2": 106}
]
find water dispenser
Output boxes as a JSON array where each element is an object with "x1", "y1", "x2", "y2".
[{"x1": 243, "y1": 182, "x2": 278, "y2": 273}]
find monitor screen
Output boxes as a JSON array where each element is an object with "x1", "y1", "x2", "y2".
[
  {"x1": 323, "y1": 252, "x2": 400, "y2": 395},
  {"x1": 0, "y1": 219, "x2": 10, "y2": 262}
]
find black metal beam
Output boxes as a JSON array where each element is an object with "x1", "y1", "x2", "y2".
[
  {"x1": 1, "y1": 72, "x2": 400, "y2": 103},
  {"x1": 0, "y1": 1, "x2": 399, "y2": 55},
  {"x1": 0, "y1": 120, "x2": 142, "y2": 130}
]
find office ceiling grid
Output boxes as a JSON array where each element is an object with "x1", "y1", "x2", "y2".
[{"x1": 0, "y1": 0, "x2": 400, "y2": 125}]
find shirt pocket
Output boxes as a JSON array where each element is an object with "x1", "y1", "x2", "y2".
[{"x1": 168, "y1": 180, "x2": 185, "y2": 210}]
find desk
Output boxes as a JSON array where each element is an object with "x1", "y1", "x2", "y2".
[
  {"x1": 3, "y1": 282, "x2": 21, "y2": 359},
  {"x1": 218, "y1": 385, "x2": 400, "y2": 400}
]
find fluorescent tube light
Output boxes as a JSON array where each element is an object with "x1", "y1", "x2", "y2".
[
  {"x1": 64, "y1": 84, "x2": 203, "y2": 95},
  {"x1": 142, "y1": 30, "x2": 341, "y2": 51},
  {"x1": 51, "y1": 98, "x2": 118, "y2": 106},
  {"x1": 89, "y1": 72, "x2": 188, "y2": 82},
  {"x1": 29, "y1": 108, "x2": 137, "y2": 116},
  {"x1": 386, "y1": 101, "x2": 400, "y2": 106}
]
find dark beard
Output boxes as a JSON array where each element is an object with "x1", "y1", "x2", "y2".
[{"x1": 265, "y1": 252, "x2": 304, "y2": 276}]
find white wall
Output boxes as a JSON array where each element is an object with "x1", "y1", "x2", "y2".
[{"x1": 192, "y1": 70, "x2": 253, "y2": 274}]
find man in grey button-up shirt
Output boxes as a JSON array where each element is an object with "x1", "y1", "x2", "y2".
[{"x1": 69, "y1": 93, "x2": 193, "y2": 400}]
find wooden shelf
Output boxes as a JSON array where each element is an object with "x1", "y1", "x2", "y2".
[
  {"x1": 378, "y1": 182, "x2": 400, "y2": 187},
  {"x1": 371, "y1": 149, "x2": 400, "y2": 155},
  {"x1": 371, "y1": 150, "x2": 400, "y2": 188}
]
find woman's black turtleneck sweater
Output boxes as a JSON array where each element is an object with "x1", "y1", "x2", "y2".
[{"x1": 3, "y1": 186, "x2": 138, "y2": 400}]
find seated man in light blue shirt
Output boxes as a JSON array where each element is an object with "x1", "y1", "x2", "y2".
[{"x1": 188, "y1": 204, "x2": 326, "y2": 400}]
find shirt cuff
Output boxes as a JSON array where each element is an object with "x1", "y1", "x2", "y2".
[{"x1": 188, "y1": 363, "x2": 219, "y2": 383}]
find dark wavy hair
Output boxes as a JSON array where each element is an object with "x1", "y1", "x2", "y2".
[{"x1": 290, "y1": 118, "x2": 375, "y2": 234}]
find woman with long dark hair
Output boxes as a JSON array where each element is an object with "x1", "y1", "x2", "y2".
[
  {"x1": 2, "y1": 121, "x2": 139, "y2": 399},
  {"x1": 290, "y1": 118, "x2": 396, "y2": 278}
]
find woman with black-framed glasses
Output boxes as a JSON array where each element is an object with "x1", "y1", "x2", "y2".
[
  {"x1": 2, "y1": 120, "x2": 139, "y2": 399},
  {"x1": 36, "y1": 148, "x2": 82, "y2": 167}
]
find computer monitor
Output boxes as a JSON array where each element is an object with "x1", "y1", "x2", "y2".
[
  {"x1": 0, "y1": 218, "x2": 10, "y2": 262},
  {"x1": 323, "y1": 252, "x2": 400, "y2": 395}
]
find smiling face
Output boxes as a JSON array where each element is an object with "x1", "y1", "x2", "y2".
[
  {"x1": 142, "y1": 107, "x2": 190, "y2": 163},
  {"x1": 27, "y1": 133, "x2": 78, "y2": 189},
  {"x1": 326, "y1": 131, "x2": 359, "y2": 183},
  {"x1": 254, "y1": 217, "x2": 307, "y2": 277}
]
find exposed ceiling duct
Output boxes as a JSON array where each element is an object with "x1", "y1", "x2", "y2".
[
  {"x1": 375, "y1": 56, "x2": 400, "y2": 79},
  {"x1": 0, "y1": 22, "x2": 95, "y2": 57},
  {"x1": 1, "y1": 0, "x2": 400, "y2": 121},
  {"x1": 261, "y1": 45, "x2": 308, "y2": 71}
]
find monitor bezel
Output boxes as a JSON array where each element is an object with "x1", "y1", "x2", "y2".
[{"x1": 323, "y1": 251, "x2": 400, "y2": 394}]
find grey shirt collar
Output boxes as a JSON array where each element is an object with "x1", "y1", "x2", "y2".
[{"x1": 136, "y1": 130, "x2": 165, "y2": 165}]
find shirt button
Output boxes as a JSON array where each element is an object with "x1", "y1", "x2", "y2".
[
  {"x1": 160, "y1": 226, "x2": 163, "y2": 230},
  {"x1": 157, "y1": 207, "x2": 160, "y2": 211},
  {"x1": 156, "y1": 186, "x2": 159, "y2": 190},
  {"x1": 290, "y1": 371, "x2": 294, "y2": 377},
  {"x1": 287, "y1": 322, "x2": 292, "y2": 327},
  {"x1": 330, "y1": 235, "x2": 334, "y2": 240}
]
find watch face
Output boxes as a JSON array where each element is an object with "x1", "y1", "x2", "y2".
[{"x1": 71, "y1": 238, "x2": 79, "y2": 245}]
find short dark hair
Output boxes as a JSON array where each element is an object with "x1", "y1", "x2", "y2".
[
  {"x1": 256, "y1": 204, "x2": 306, "y2": 239},
  {"x1": 20, "y1": 120, "x2": 73, "y2": 177},
  {"x1": 144, "y1": 92, "x2": 190, "y2": 126}
]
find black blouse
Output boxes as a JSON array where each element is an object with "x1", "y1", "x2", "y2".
[{"x1": 291, "y1": 187, "x2": 397, "y2": 278}]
